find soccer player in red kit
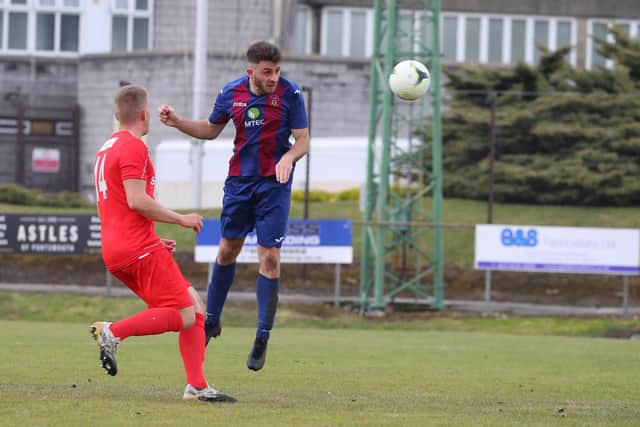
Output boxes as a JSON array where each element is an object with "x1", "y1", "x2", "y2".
[{"x1": 90, "y1": 84, "x2": 234, "y2": 402}]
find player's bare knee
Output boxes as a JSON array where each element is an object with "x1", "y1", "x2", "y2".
[
  {"x1": 217, "y1": 238, "x2": 244, "y2": 265},
  {"x1": 217, "y1": 248, "x2": 237, "y2": 265},
  {"x1": 187, "y1": 287, "x2": 205, "y2": 314},
  {"x1": 179, "y1": 306, "x2": 196, "y2": 329},
  {"x1": 261, "y1": 253, "x2": 280, "y2": 277}
]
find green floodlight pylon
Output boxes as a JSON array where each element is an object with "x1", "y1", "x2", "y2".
[{"x1": 360, "y1": 0, "x2": 444, "y2": 312}]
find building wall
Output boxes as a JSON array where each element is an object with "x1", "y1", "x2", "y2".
[
  {"x1": 0, "y1": 57, "x2": 77, "y2": 107},
  {"x1": 153, "y1": 0, "x2": 196, "y2": 51},
  {"x1": 153, "y1": 0, "x2": 275, "y2": 53},
  {"x1": 303, "y1": 0, "x2": 640, "y2": 19}
]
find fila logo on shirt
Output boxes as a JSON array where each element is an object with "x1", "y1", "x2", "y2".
[{"x1": 245, "y1": 107, "x2": 265, "y2": 128}]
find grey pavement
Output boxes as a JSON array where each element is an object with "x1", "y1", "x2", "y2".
[{"x1": 1, "y1": 282, "x2": 639, "y2": 317}]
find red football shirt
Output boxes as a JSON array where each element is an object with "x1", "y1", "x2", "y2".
[{"x1": 94, "y1": 130, "x2": 162, "y2": 271}]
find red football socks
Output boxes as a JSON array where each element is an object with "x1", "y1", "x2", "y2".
[
  {"x1": 110, "y1": 307, "x2": 183, "y2": 339},
  {"x1": 178, "y1": 312, "x2": 207, "y2": 389}
]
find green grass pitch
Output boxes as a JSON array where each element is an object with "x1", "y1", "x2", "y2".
[{"x1": 1, "y1": 320, "x2": 639, "y2": 426}]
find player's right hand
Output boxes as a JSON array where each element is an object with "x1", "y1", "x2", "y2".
[
  {"x1": 180, "y1": 213, "x2": 203, "y2": 233},
  {"x1": 158, "y1": 104, "x2": 179, "y2": 127}
]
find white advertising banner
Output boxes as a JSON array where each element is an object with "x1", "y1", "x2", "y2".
[{"x1": 475, "y1": 225, "x2": 640, "y2": 275}]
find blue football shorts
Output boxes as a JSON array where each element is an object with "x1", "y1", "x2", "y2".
[{"x1": 220, "y1": 175, "x2": 292, "y2": 248}]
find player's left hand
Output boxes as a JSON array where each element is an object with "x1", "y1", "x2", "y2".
[
  {"x1": 161, "y1": 238, "x2": 177, "y2": 252},
  {"x1": 275, "y1": 154, "x2": 293, "y2": 183}
]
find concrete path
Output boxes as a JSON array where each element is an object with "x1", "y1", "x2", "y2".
[{"x1": 2, "y1": 282, "x2": 638, "y2": 317}]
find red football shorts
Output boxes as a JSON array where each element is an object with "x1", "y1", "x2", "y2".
[{"x1": 111, "y1": 248, "x2": 193, "y2": 310}]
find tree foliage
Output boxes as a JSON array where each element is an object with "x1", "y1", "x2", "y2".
[{"x1": 437, "y1": 27, "x2": 640, "y2": 206}]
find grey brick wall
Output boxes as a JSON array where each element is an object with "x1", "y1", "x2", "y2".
[
  {"x1": 208, "y1": 1, "x2": 274, "y2": 52},
  {"x1": 0, "y1": 58, "x2": 77, "y2": 107},
  {"x1": 153, "y1": 0, "x2": 196, "y2": 50},
  {"x1": 78, "y1": 52, "x2": 195, "y2": 193},
  {"x1": 154, "y1": 0, "x2": 274, "y2": 53}
]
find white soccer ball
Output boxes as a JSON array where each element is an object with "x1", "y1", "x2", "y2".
[{"x1": 388, "y1": 59, "x2": 431, "y2": 101}]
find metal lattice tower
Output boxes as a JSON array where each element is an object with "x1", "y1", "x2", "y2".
[{"x1": 360, "y1": 0, "x2": 444, "y2": 312}]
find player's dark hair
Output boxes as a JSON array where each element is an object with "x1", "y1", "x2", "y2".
[
  {"x1": 114, "y1": 84, "x2": 147, "y2": 124},
  {"x1": 246, "y1": 41, "x2": 281, "y2": 64}
]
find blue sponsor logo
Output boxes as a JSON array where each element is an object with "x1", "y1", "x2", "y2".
[{"x1": 501, "y1": 228, "x2": 538, "y2": 247}]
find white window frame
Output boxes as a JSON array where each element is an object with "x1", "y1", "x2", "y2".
[
  {"x1": 586, "y1": 19, "x2": 637, "y2": 70},
  {"x1": 439, "y1": 12, "x2": 577, "y2": 67},
  {"x1": 321, "y1": 6, "x2": 373, "y2": 58},
  {"x1": 109, "y1": 0, "x2": 153, "y2": 52},
  {"x1": 456, "y1": 13, "x2": 487, "y2": 64},
  {"x1": 0, "y1": 0, "x2": 80, "y2": 56}
]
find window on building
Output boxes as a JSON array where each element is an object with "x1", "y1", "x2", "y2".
[
  {"x1": 397, "y1": 11, "x2": 414, "y2": 55},
  {"x1": 132, "y1": 17, "x2": 148, "y2": 50},
  {"x1": 60, "y1": 13, "x2": 78, "y2": 51},
  {"x1": 510, "y1": 19, "x2": 526, "y2": 63},
  {"x1": 350, "y1": 10, "x2": 367, "y2": 57},
  {"x1": 443, "y1": 15, "x2": 457, "y2": 61},
  {"x1": 8, "y1": 11, "x2": 27, "y2": 49},
  {"x1": 322, "y1": 7, "x2": 372, "y2": 57},
  {"x1": 586, "y1": 20, "x2": 638, "y2": 70},
  {"x1": 418, "y1": 13, "x2": 433, "y2": 54},
  {"x1": 111, "y1": 0, "x2": 152, "y2": 52},
  {"x1": 556, "y1": 21, "x2": 572, "y2": 49},
  {"x1": 533, "y1": 20, "x2": 549, "y2": 64},
  {"x1": 293, "y1": 5, "x2": 310, "y2": 54},
  {"x1": 36, "y1": 12, "x2": 55, "y2": 50},
  {"x1": 465, "y1": 16, "x2": 481, "y2": 62},
  {"x1": 0, "y1": 0, "x2": 80, "y2": 53},
  {"x1": 590, "y1": 21, "x2": 608, "y2": 68},
  {"x1": 325, "y1": 9, "x2": 342, "y2": 55},
  {"x1": 615, "y1": 22, "x2": 631, "y2": 36},
  {"x1": 488, "y1": 18, "x2": 503, "y2": 64},
  {"x1": 556, "y1": 20, "x2": 572, "y2": 61},
  {"x1": 112, "y1": 15, "x2": 127, "y2": 51}
]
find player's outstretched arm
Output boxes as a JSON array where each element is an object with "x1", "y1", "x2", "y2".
[
  {"x1": 123, "y1": 179, "x2": 203, "y2": 232},
  {"x1": 275, "y1": 128, "x2": 310, "y2": 183},
  {"x1": 158, "y1": 104, "x2": 225, "y2": 140}
]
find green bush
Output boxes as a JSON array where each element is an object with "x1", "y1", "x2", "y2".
[
  {"x1": 0, "y1": 184, "x2": 91, "y2": 208},
  {"x1": 0, "y1": 184, "x2": 39, "y2": 205},
  {"x1": 291, "y1": 188, "x2": 360, "y2": 203}
]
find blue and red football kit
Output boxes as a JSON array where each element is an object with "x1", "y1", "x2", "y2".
[{"x1": 208, "y1": 75, "x2": 308, "y2": 248}]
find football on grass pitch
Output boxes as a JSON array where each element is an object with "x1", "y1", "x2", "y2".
[{"x1": 388, "y1": 59, "x2": 431, "y2": 101}]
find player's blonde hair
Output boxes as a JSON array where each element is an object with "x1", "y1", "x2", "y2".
[{"x1": 114, "y1": 85, "x2": 148, "y2": 124}]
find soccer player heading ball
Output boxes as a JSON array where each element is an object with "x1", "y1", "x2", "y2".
[
  {"x1": 91, "y1": 85, "x2": 235, "y2": 402},
  {"x1": 159, "y1": 41, "x2": 310, "y2": 371}
]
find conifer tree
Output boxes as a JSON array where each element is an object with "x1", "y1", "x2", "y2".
[{"x1": 438, "y1": 27, "x2": 640, "y2": 205}]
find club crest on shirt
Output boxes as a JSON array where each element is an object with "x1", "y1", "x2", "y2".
[{"x1": 270, "y1": 95, "x2": 279, "y2": 107}]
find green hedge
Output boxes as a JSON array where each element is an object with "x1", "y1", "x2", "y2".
[
  {"x1": 291, "y1": 188, "x2": 360, "y2": 203},
  {"x1": 0, "y1": 184, "x2": 91, "y2": 208}
]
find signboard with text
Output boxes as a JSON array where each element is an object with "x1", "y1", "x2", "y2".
[
  {"x1": 32, "y1": 148, "x2": 61, "y2": 173},
  {"x1": 475, "y1": 224, "x2": 640, "y2": 275},
  {"x1": 195, "y1": 219, "x2": 353, "y2": 264},
  {"x1": 0, "y1": 214, "x2": 101, "y2": 255}
]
